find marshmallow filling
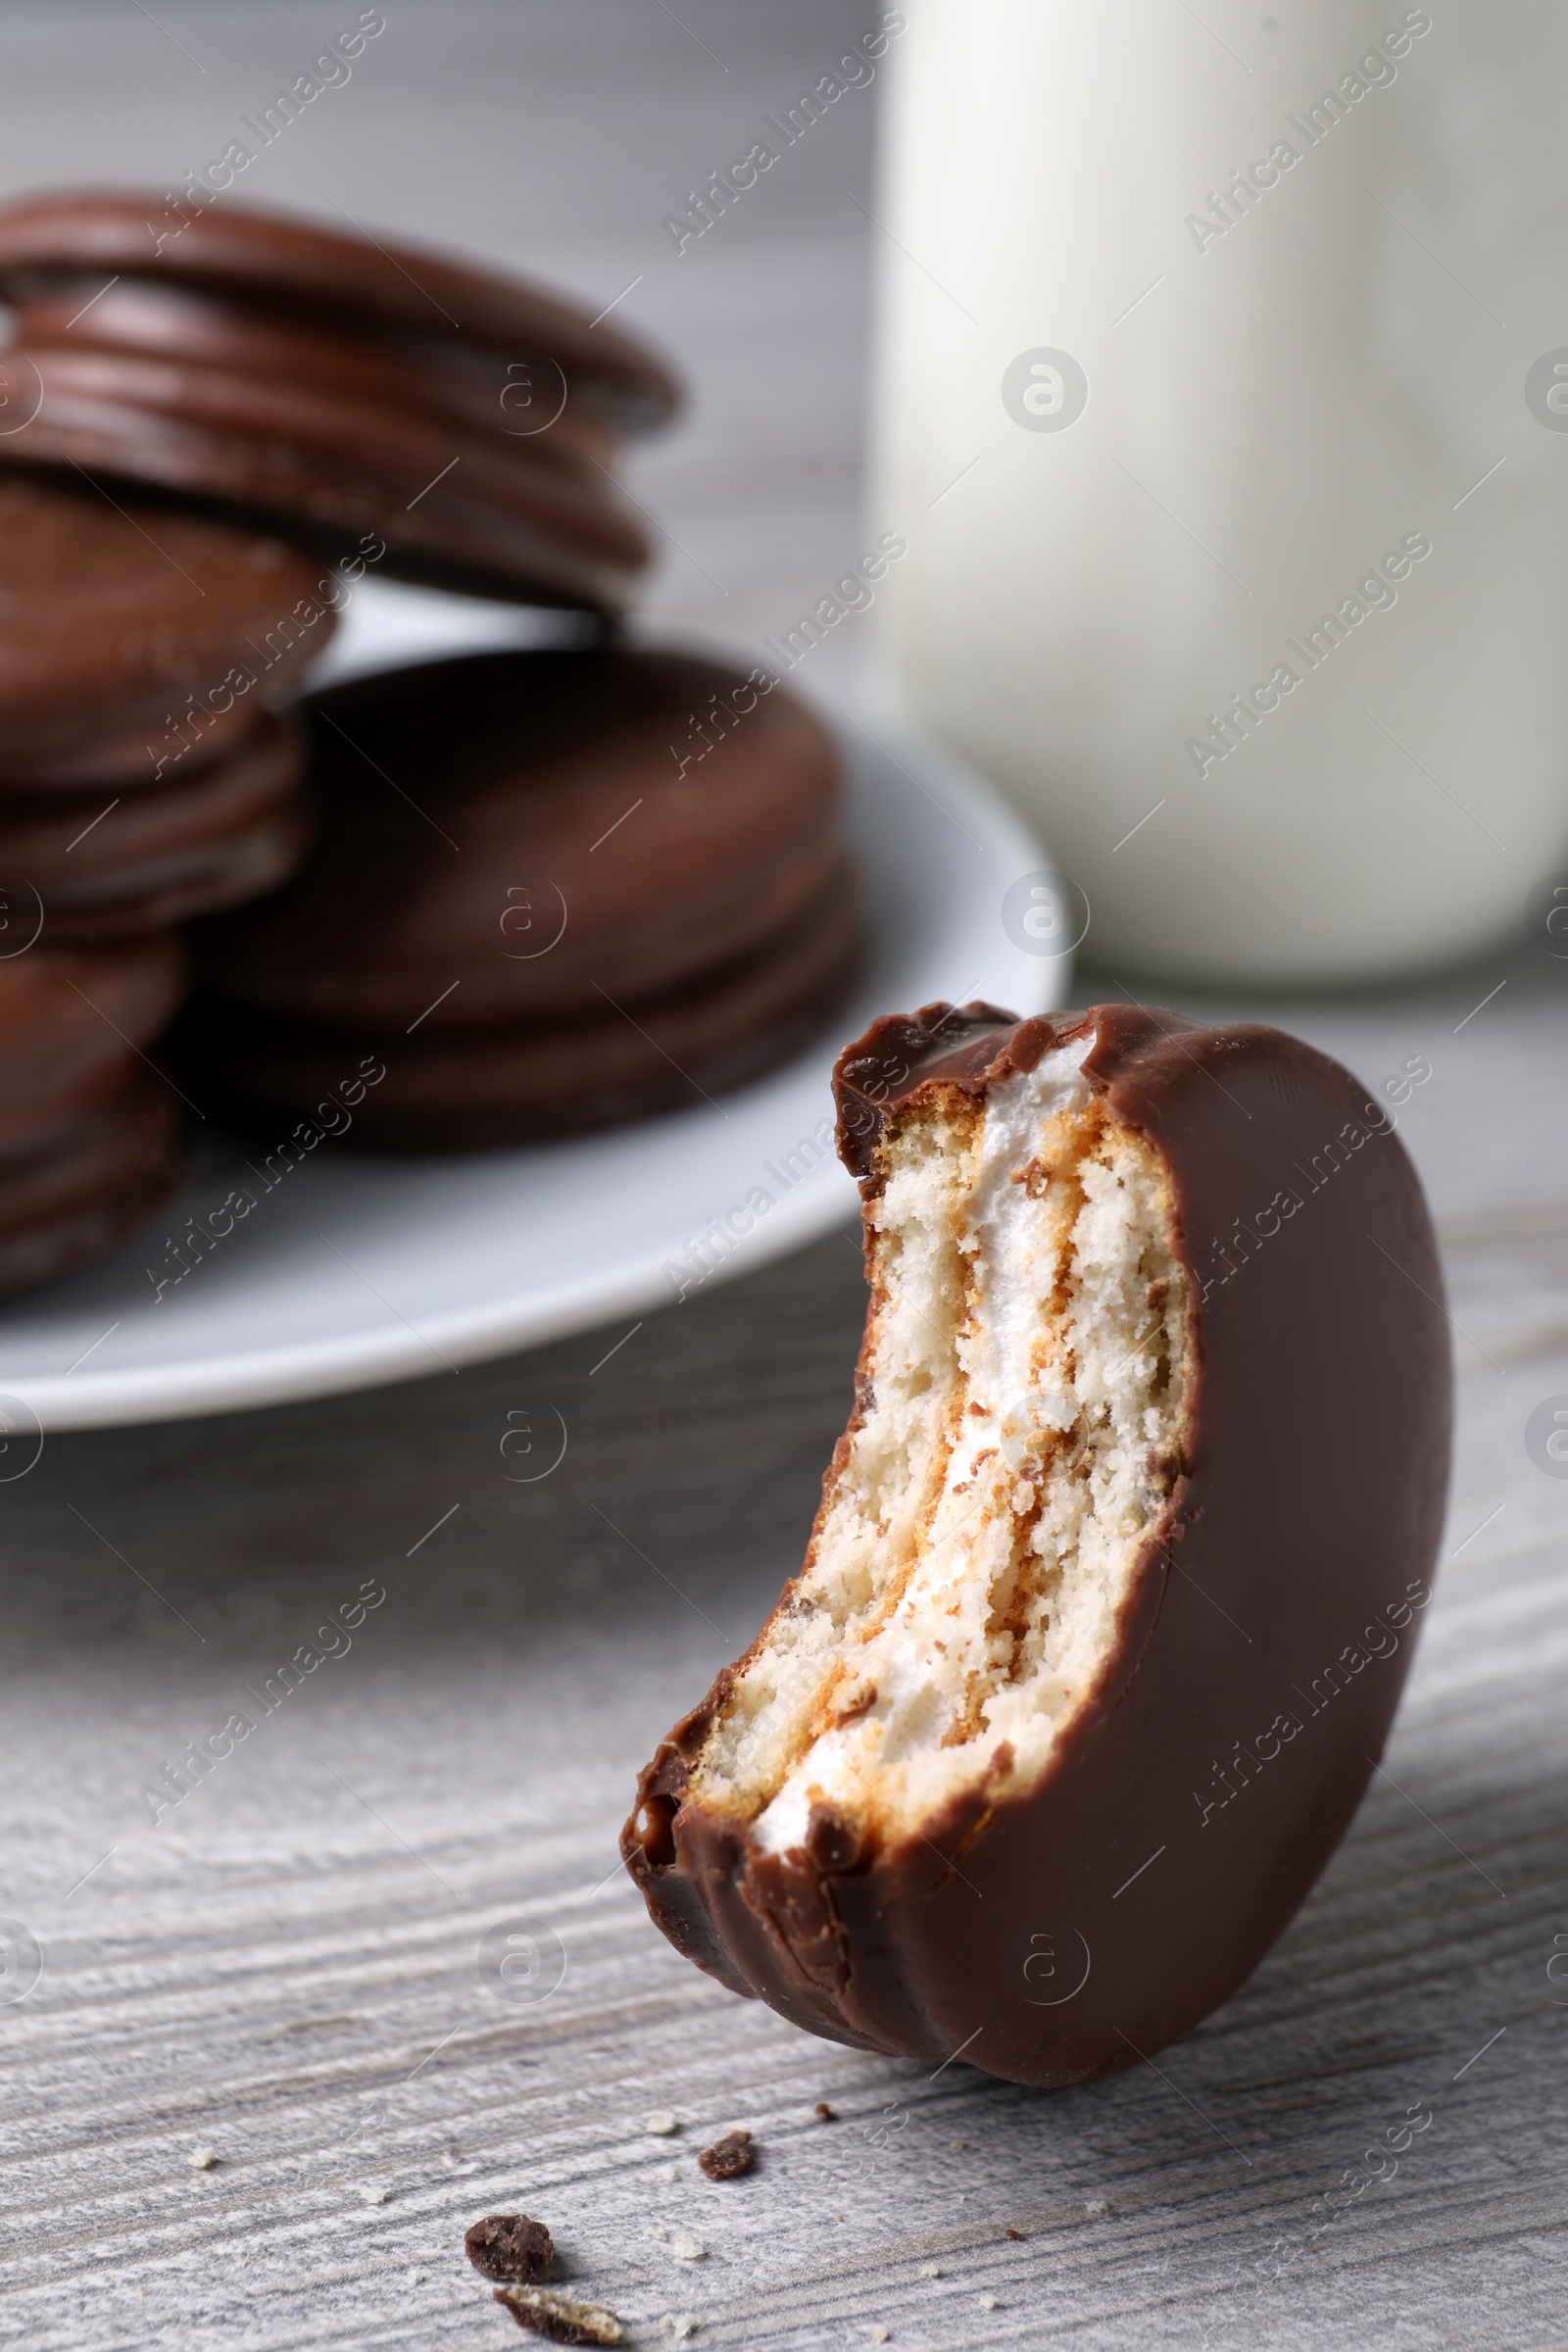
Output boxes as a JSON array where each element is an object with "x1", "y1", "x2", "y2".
[{"x1": 688, "y1": 1040, "x2": 1193, "y2": 1856}]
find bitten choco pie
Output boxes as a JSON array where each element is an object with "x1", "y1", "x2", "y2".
[{"x1": 622, "y1": 1003, "x2": 1451, "y2": 2085}]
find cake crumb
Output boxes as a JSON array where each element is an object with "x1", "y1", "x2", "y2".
[
  {"x1": 466, "y1": 2214, "x2": 554, "y2": 2283},
  {"x1": 951, "y1": 2138, "x2": 966, "y2": 2150},
  {"x1": 813, "y1": 2101, "x2": 837, "y2": 2121},
  {"x1": 187, "y1": 2146, "x2": 220, "y2": 2170},
  {"x1": 871, "y1": 2329, "x2": 890, "y2": 2345},
  {"x1": 671, "y1": 2233, "x2": 707, "y2": 2262},
  {"x1": 919, "y1": 2261, "x2": 939, "y2": 2278},
  {"x1": 697, "y1": 2129, "x2": 754, "y2": 2180},
  {"x1": 645, "y1": 2111, "x2": 680, "y2": 2135},
  {"x1": 644, "y1": 2224, "x2": 668, "y2": 2242},
  {"x1": 980, "y1": 2293, "x2": 999, "y2": 2310},
  {"x1": 1085, "y1": 2197, "x2": 1107, "y2": 2215},
  {"x1": 493, "y1": 2283, "x2": 623, "y2": 2344},
  {"x1": 357, "y1": 2185, "x2": 388, "y2": 2205},
  {"x1": 1004, "y1": 2228, "x2": 1024, "y2": 2241},
  {"x1": 663, "y1": 2320, "x2": 699, "y2": 2340}
]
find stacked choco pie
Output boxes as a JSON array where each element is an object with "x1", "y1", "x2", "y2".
[
  {"x1": 0, "y1": 472, "x2": 338, "y2": 1290},
  {"x1": 182, "y1": 648, "x2": 858, "y2": 1148},
  {"x1": 0, "y1": 189, "x2": 860, "y2": 1200},
  {"x1": 0, "y1": 190, "x2": 673, "y2": 608}
]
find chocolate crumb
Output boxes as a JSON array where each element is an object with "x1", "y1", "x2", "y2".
[
  {"x1": 1004, "y1": 2228, "x2": 1025, "y2": 2241},
  {"x1": 466, "y1": 2214, "x2": 554, "y2": 2282},
  {"x1": 813, "y1": 2101, "x2": 837, "y2": 2122},
  {"x1": 697, "y1": 2129, "x2": 754, "y2": 2180},
  {"x1": 493, "y1": 2284, "x2": 622, "y2": 2344}
]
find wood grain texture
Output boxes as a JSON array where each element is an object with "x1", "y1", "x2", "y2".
[{"x1": 0, "y1": 6, "x2": 1566, "y2": 2347}]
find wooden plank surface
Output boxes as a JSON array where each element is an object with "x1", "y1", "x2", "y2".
[{"x1": 1, "y1": 7, "x2": 1567, "y2": 2347}]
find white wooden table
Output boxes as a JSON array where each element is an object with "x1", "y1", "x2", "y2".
[{"x1": 2, "y1": 8, "x2": 1567, "y2": 2346}]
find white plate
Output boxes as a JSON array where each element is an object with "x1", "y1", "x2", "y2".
[{"x1": 0, "y1": 631, "x2": 1069, "y2": 1430}]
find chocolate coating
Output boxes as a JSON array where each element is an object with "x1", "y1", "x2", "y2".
[
  {"x1": 0, "y1": 710, "x2": 309, "y2": 944},
  {"x1": 7, "y1": 343, "x2": 648, "y2": 610},
  {"x1": 0, "y1": 190, "x2": 678, "y2": 427},
  {"x1": 13, "y1": 277, "x2": 619, "y2": 475},
  {"x1": 12, "y1": 694, "x2": 261, "y2": 792},
  {"x1": 622, "y1": 1002, "x2": 1452, "y2": 2086},
  {"x1": 191, "y1": 649, "x2": 843, "y2": 1028},
  {"x1": 0, "y1": 933, "x2": 187, "y2": 1148},
  {"x1": 0, "y1": 1070, "x2": 184, "y2": 1297},
  {"x1": 180, "y1": 859, "x2": 863, "y2": 1152},
  {"x1": 0, "y1": 474, "x2": 331, "y2": 775}
]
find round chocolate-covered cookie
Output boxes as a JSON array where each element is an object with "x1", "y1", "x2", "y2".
[
  {"x1": 0, "y1": 190, "x2": 678, "y2": 428},
  {"x1": 0, "y1": 474, "x2": 337, "y2": 777},
  {"x1": 0, "y1": 1069, "x2": 184, "y2": 1298},
  {"x1": 15, "y1": 693, "x2": 261, "y2": 792},
  {"x1": 0, "y1": 190, "x2": 679, "y2": 606},
  {"x1": 7, "y1": 344, "x2": 649, "y2": 611},
  {"x1": 13, "y1": 277, "x2": 618, "y2": 476},
  {"x1": 0, "y1": 932, "x2": 187, "y2": 1148},
  {"x1": 623, "y1": 1003, "x2": 1451, "y2": 2088},
  {"x1": 190, "y1": 648, "x2": 844, "y2": 1029},
  {"x1": 181, "y1": 858, "x2": 862, "y2": 1151},
  {"x1": 0, "y1": 710, "x2": 310, "y2": 944}
]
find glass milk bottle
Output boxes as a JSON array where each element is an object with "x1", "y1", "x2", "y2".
[{"x1": 868, "y1": 0, "x2": 1568, "y2": 983}]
